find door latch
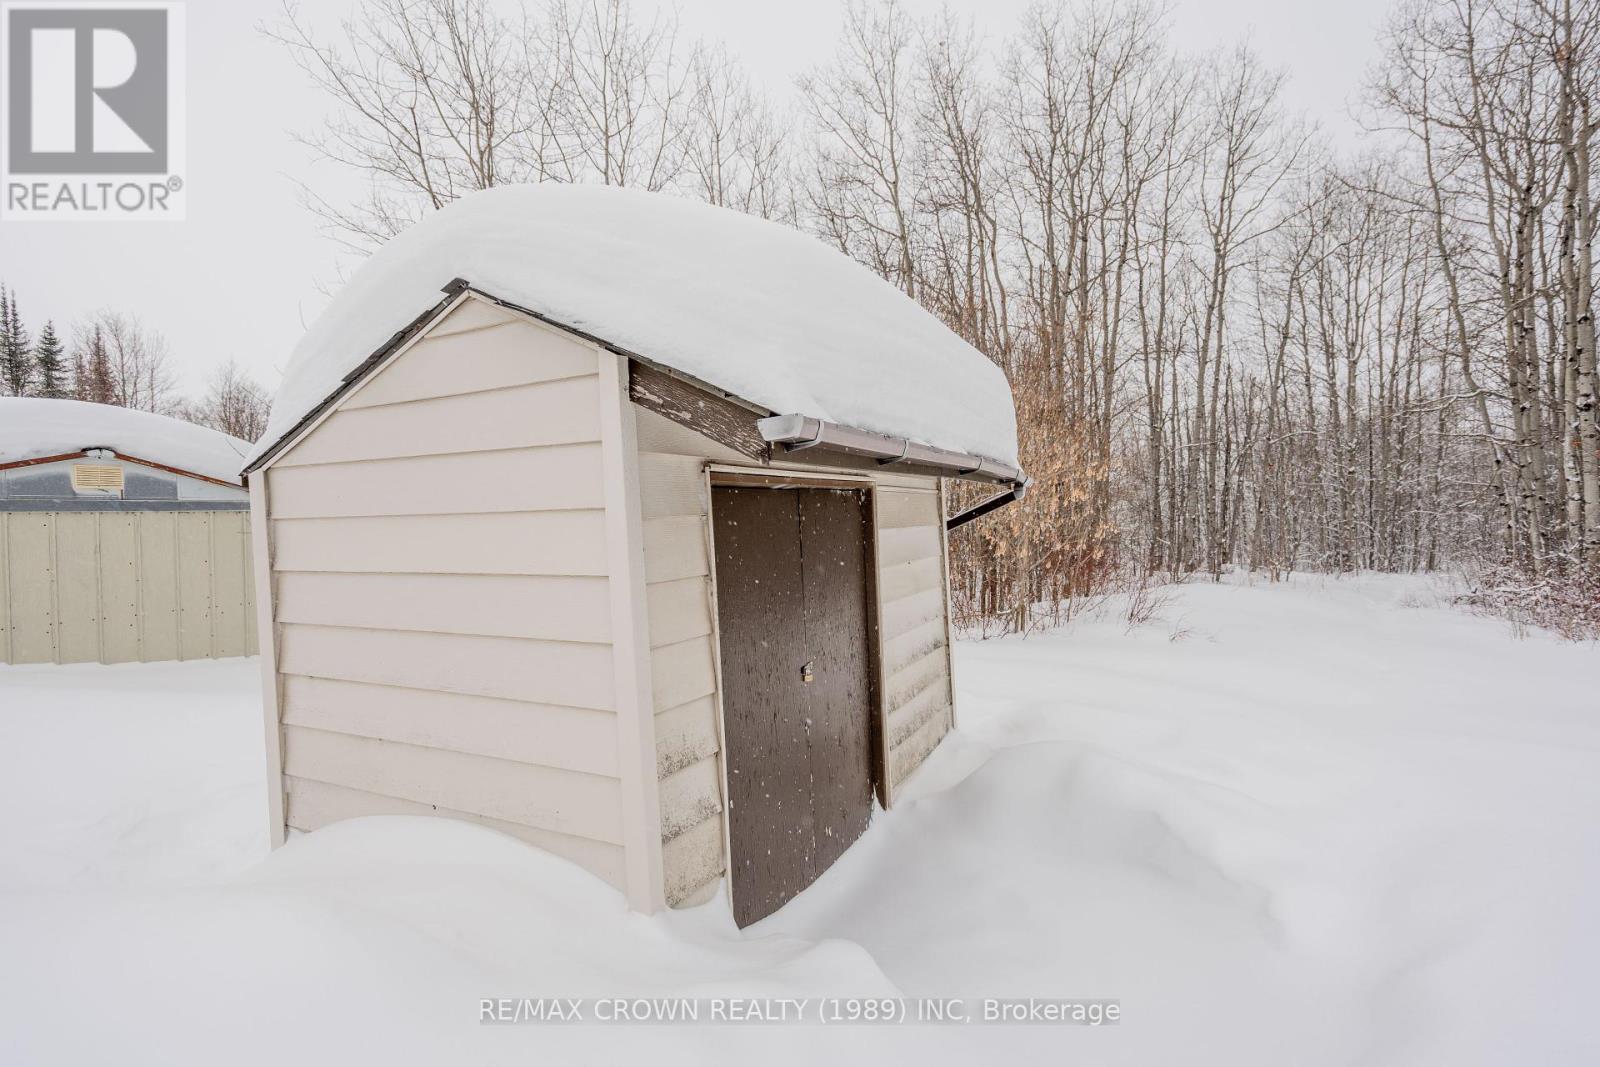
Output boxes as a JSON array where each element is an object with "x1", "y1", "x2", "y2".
[{"x1": 801, "y1": 660, "x2": 815, "y2": 684}]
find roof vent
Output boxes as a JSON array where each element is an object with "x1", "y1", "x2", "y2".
[{"x1": 72, "y1": 463, "x2": 125, "y2": 492}]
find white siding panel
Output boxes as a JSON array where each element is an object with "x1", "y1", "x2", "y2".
[
  {"x1": 888, "y1": 710, "x2": 947, "y2": 789},
  {"x1": 638, "y1": 452, "x2": 707, "y2": 519},
  {"x1": 283, "y1": 725, "x2": 625, "y2": 844},
  {"x1": 880, "y1": 586, "x2": 944, "y2": 640},
  {"x1": 654, "y1": 694, "x2": 719, "y2": 779},
  {"x1": 266, "y1": 444, "x2": 605, "y2": 519},
  {"x1": 276, "y1": 571, "x2": 611, "y2": 643},
  {"x1": 876, "y1": 488, "x2": 939, "y2": 529},
  {"x1": 277, "y1": 376, "x2": 601, "y2": 467},
  {"x1": 341, "y1": 316, "x2": 597, "y2": 411},
  {"x1": 650, "y1": 635, "x2": 716, "y2": 714},
  {"x1": 662, "y1": 814, "x2": 725, "y2": 906},
  {"x1": 642, "y1": 516, "x2": 708, "y2": 584},
  {"x1": 418, "y1": 296, "x2": 516, "y2": 337},
  {"x1": 658, "y1": 755, "x2": 723, "y2": 841},
  {"x1": 872, "y1": 471, "x2": 940, "y2": 491},
  {"x1": 270, "y1": 511, "x2": 608, "y2": 576},
  {"x1": 260, "y1": 304, "x2": 622, "y2": 878},
  {"x1": 875, "y1": 483, "x2": 952, "y2": 801},
  {"x1": 645, "y1": 576, "x2": 711, "y2": 649},
  {"x1": 879, "y1": 554, "x2": 942, "y2": 604},
  {"x1": 886, "y1": 677, "x2": 948, "y2": 749},
  {"x1": 878, "y1": 523, "x2": 942, "y2": 568},
  {"x1": 886, "y1": 644, "x2": 947, "y2": 713},
  {"x1": 277, "y1": 623, "x2": 615, "y2": 710},
  {"x1": 282, "y1": 776, "x2": 628, "y2": 890},
  {"x1": 883, "y1": 616, "x2": 945, "y2": 679},
  {"x1": 280, "y1": 674, "x2": 619, "y2": 777}
]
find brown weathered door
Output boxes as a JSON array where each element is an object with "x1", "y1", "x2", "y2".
[{"x1": 711, "y1": 485, "x2": 875, "y2": 927}]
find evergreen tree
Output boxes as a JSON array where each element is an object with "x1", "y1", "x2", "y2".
[
  {"x1": 70, "y1": 347, "x2": 88, "y2": 400},
  {"x1": 33, "y1": 320, "x2": 66, "y2": 398},
  {"x1": 83, "y1": 326, "x2": 116, "y2": 404},
  {"x1": 0, "y1": 287, "x2": 31, "y2": 396}
]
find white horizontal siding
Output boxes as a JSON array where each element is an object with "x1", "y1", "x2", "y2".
[
  {"x1": 662, "y1": 814, "x2": 725, "y2": 906},
  {"x1": 878, "y1": 522, "x2": 942, "y2": 568},
  {"x1": 654, "y1": 694, "x2": 719, "y2": 779},
  {"x1": 275, "y1": 571, "x2": 611, "y2": 643},
  {"x1": 635, "y1": 446, "x2": 727, "y2": 906},
  {"x1": 266, "y1": 443, "x2": 605, "y2": 519},
  {"x1": 271, "y1": 510, "x2": 608, "y2": 576},
  {"x1": 873, "y1": 487, "x2": 952, "y2": 795},
  {"x1": 262, "y1": 302, "x2": 631, "y2": 892},
  {"x1": 342, "y1": 308, "x2": 598, "y2": 410},
  {"x1": 282, "y1": 724, "x2": 623, "y2": 843},
  {"x1": 283, "y1": 776, "x2": 627, "y2": 890},
  {"x1": 658, "y1": 755, "x2": 723, "y2": 842},
  {"x1": 879, "y1": 554, "x2": 943, "y2": 603},
  {"x1": 277, "y1": 622, "x2": 614, "y2": 709},
  {"x1": 887, "y1": 709, "x2": 947, "y2": 790},
  {"x1": 886, "y1": 644, "x2": 947, "y2": 711},
  {"x1": 641, "y1": 515, "x2": 708, "y2": 584},
  {"x1": 650, "y1": 635, "x2": 717, "y2": 718},
  {"x1": 645, "y1": 575, "x2": 712, "y2": 648},
  {"x1": 275, "y1": 376, "x2": 601, "y2": 467},
  {"x1": 280, "y1": 674, "x2": 619, "y2": 777},
  {"x1": 880, "y1": 586, "x2": 944, "y2": 640}
]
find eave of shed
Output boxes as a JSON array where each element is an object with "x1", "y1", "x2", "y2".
[{"x1": 247, "y1": 284, "x2": 1023, "y2": 489}]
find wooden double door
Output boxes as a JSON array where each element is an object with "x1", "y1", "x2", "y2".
[{"x1": 711, "y1": 484, "x2": 877, "y2": 928}]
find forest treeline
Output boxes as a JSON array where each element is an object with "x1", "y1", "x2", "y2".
[
  {"x1": 269, "y1": 0, "x2": 1597, "y2": 632},
  {"x1": 0, "y1": 287, "x2": 273, "y2": 443}
]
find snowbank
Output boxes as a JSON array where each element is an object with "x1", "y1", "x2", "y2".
[
  {"x1": 0, "y1": 397, "x2": 249, "y2": 484},
  {"x1": 246, "y1": 184, "x2": 1018, "y2": 470},
  {"x1": 4, "y1": 576, "x2": 1598, "y2": 1065}
]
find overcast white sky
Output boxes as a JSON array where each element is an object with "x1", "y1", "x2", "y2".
[{"x1": 0, "y1": 0, "x2": 1395, "y2": 400}]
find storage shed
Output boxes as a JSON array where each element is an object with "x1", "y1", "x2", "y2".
[
  {"x1": 0, "y1": 398, "x2": 254, "y2": 665},
  {"x1": 244, "y1": 184, "x2": 1024, "y2": 926}
]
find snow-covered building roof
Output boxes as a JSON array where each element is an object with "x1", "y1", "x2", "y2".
[
  {"x1": 245, "y1": 184, "x2": 1019, "y2": 473},
  {"x1": 0, "y1": 397, "x2": 249, "y2": 485}
]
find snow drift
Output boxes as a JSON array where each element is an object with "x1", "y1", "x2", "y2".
[
  {"x1": 5, "y1": 576, "x2": 1598, "y2": 1065},
  {"x1": 246, "y1": 184, "x2": 1019, "y2": 471}
]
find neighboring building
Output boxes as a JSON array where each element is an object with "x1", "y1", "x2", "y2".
[
  {"x1": 244, "y1": 185, "x2": 1024, "y2": 926},
  {"x1": 0, "y1": 398, "x2": 255, "y2": 664}
]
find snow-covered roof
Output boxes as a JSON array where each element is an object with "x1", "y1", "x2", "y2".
[
  {"x1": 246, "y1": 184, "x2": 1019, "y2": 471},
  {"x1": 0, "y1": 398, "x2": 249, "y2": 485}
]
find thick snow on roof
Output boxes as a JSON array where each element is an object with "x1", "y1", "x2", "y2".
[
  {"x1": 248, "y1": 184, "x2": 1018, "y2": 470},
  {"x1": 0, "y1": 398, "x2": 249, "y2": 484}
]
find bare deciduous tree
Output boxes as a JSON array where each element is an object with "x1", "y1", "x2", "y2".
[
  {"x1": 273, "y1": 0, "x2": 1600, "y2": 632},
  {"x1": 181, "y1": 359, "x2": 273, "y2": 442}
]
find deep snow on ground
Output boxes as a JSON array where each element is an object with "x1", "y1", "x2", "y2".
[{"x1": 2, "y1": 574, "x2": 1597, "y2": 1065}]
